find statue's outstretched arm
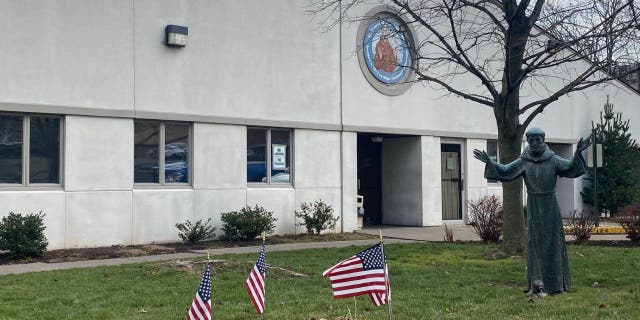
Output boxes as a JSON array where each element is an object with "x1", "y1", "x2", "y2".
[
  {"x1": 473, "y1": 149, "x2": 491, "y2": 163},
  {"x1": 575, "y1": 136, "x2": 592, "y2": 155},
  {"x1": 474, "y1": 148, "x2": 524, "y2": 182}
]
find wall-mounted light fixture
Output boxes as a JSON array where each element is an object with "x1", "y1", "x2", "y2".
[{"x1": 165, "y1": 25, "x2": 188, "y2": 47}]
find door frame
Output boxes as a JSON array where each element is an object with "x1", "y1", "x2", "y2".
[{"x1": 440, "y1": 139, "x2": 467, "y2": 223}]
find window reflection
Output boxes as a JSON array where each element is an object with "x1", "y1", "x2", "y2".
[
  {"x1": 270, "y1": 130, "x2": 290, "y2": 183},
  {"x1": 247, "y1": 128, "x2": 267, "y2": 183},
  {"x1": 0, "y1": 115, "x2": 23, "y2": 184},
  {"x1": 29, "y1": 116, "x2": 60, "y2": 183},
  {"x1": 165, "y1": 123, "x2": 189, "y2": 183},
  {"x1": 134, "y1": 122, "x2": 160, "y2": 183}
]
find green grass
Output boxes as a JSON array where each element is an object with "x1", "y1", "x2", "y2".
[{"x1": 1, "y1": 243, "x2": 639, "y2": 319}]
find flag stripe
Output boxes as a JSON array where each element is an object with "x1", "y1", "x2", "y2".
[
  {"x1": 193, "y1": 295, "x2": 208, "y2": 319},
  {"x1": 322, "y1": 257, "x2": 359, "y2": 276},
  {"x1": 332, "y1": 280, "x2": 387, "y2": 291},
  {"x1": 245, "y1": 244, "x2": 267, "y2": 315},
  {"x1": 245, "y1": 282, "x2": 264, "y2": 314},
  {"x1": 248, "y1": 270, "x2": 265, "y2": 307},
  {"x1": 332, "y1": 286, "x2": 387, "y2": 298},
  {"x1": 322, "y1": 243, "x2": 391, "y2": 307},
  {"x1": 187, "y1": 308, "x2": 202, "y2": 320},
  {"x1": 187, "y1": 265, "x2": 212, "y2": 320},
  {"x1": 329, "y1": 270, "x2": 386, "y2": 282}
]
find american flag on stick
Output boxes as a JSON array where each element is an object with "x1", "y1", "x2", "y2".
[
  {"x1": 245, "y1": 244, "x2": 267, "y2": 314},
  {"x1": 186, "y1": 264, "x2": 212, "y2": 320},
  {"x1": 322, "y1": 243, "x2": 390, "y2": 306}
]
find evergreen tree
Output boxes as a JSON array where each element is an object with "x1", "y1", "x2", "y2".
[{"x1": 582, "y1": 98, "x2": 640, "y2": 216}]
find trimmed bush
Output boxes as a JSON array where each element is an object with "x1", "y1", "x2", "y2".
[
  {"x1": 618, "y1": 203, "x2": 640, "y2": 242},
  {"x1": 567, "y1": 210, "x2": 596, "y2": 243},
  {"x1": 175, "y1": 219, "x2": 216, "y2": 245},
  {"x1": 467, "y1": 195, "x2": 503, "y2": 243},
  {"x1": 221, "y1": 205, "x2": 277, "y2": 241},
  {"x1": 0, "y1": 211, "x2": 48, "y2": 258},
  {"x1": 295, "y1": 200, "x2": 339, "y2": 235}
]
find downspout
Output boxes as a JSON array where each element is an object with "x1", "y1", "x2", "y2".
[{"x1": 339, "y1": 1, "x2": 345, "y2": 232}]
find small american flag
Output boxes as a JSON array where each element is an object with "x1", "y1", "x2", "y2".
[
  {"x1": 245, "y1": 244, "x2": 267, "y2": 314},
  {"x1": 186, "y1": 264, "x2": 212, "y2": 320},
  {"x1": 322, "y1": 243, "x2": 390, "y2": 306}
]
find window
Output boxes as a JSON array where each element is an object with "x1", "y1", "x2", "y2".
[
  {"x1": 0, "y1": 114, "x2": 62, "y2": 185},
  {"x1": 487, "y1": 140, "x2": 499, "y2": 183},
  {"x1": 247, "y1": 127, "x2": 292, "y2": 184},
  {"x1": 134, "y1": 121, "x2": 191, "y2": 185}
]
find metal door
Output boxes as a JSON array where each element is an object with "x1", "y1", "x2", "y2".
[{"x1": 441, "y1": 144, "x2": 462, "y2": 220}]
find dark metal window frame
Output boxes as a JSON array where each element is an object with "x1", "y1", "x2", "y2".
[
  {"x1": 247, "y1": 127, "x2": 294, "y2": 186},
  {"x1": 0, "y1": 113, "x2": 64, "y2": 188},
  {"x1": 133, "y1": 120, "x2": 192, "y2": 187}
]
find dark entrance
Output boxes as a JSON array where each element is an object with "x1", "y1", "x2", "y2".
[
  {"x1": 357, "y1": 134, "x2": 383, "y2": 225},
  {"x1": 441, "y1": 143, "x2": 462, "y2": 220}
]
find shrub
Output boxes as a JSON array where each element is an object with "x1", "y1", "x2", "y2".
[
  {"x1": 618, "y1": 203, "x2": 640, "y2": 242},
  {"x1": 467, "y1": 195, "x2": 503, "y2": 243},
  {"x1": 175, "y1": 219, "x2": 216, "y2": 245},
  {"x1": 443, "y1": 224, "x2": 454, "y2": 242},
  {"x1": 221, "y1": 205, "x2": 277, "y2": 241},
  {"x1": 295, "y1": 200, "x2": 339, "y2": 235},
  {"x1": 0, "y1": 211, "x2": 48, "y2": 258},
  {"x1": 567, "y1": 210, "x2": 596, "y2": 243}
]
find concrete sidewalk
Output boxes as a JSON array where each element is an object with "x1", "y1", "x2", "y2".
[{"x1": 0, "y1": 224, "x2": 629, "y2": 276}]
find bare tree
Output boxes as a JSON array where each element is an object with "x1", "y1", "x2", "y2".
[
  {"x1": 310, "y1": 0, "x2": 640, "y2": 254},
  {"x1": 542, "y1": 0, "x2": 640, "y2": 74}
]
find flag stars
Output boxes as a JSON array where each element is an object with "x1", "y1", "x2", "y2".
[
  {"x1": 358, "y1": 244, "x2": 384, "y2": 270},
  {"x1": 198, "y1": 268, "x2": 212, "y2": 300}
]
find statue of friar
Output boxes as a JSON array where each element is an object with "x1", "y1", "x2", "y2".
[{"x1": 473, "y1": 127, "x2": 591, "y2": 295}]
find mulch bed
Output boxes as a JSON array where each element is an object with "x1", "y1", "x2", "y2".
[
  {"x1": 0, "y1": 242, "x2": 199, "y2": 265},
  {"x1": 0, "y1": 233, "x2": 377, "y2": 265}
]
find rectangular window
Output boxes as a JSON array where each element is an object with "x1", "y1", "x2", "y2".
[
  {"x1": 487, "y1": 140, "x2": 499, "y2": 183},
  {"x1": 0, "y1": 114, "x2": 62, "y2": 185},
  {"x1": 247, "y1": 127, "x2": 292, "y2": 184},
  {"x1": 134, "y1": 121, "x2": 190, "y2": 185}
]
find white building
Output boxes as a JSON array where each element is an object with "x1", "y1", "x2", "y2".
[{"x1": 0, "y1": 1, "x2": 638, "y2": 249}]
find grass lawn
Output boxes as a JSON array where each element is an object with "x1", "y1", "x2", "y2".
[{"x1": 0, "y1": 242, "x2": 638, "y2": 319}]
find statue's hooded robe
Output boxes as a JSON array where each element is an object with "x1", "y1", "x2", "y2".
[{"x1": 483, "y1": 143, "x2": 587, "y2": 294}]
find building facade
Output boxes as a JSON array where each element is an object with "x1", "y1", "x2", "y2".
[
  {"x1": 616, "y1": 64, "x2": 640, "y2": 91},
  {"x1": 1, "y1": 1, "x2": 639, "y2": 249}
]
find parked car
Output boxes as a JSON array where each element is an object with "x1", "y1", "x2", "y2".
[
  {"x1": 165, "y1": 142, "x2": 187, "y2": 160},
  {"x1": 262, "y1": 172, "x2": 290, "y2": 183},
  {"x1": 164, "y1": 161, "x2": 188, "y2": 183}
]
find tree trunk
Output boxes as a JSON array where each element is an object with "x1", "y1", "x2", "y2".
[
  {"x1": 495, "y1": 75, "x2": 527, "y2": 255},
  {"x1": 498, "y1": 128, "x2": 527, "y2": 255},
  {"x1": 495, "y1": 11, "x2": 530, "y2": 255}
]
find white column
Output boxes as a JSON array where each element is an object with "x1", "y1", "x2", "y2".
[
  {"x1": 341, "y1": 132, "x2": 358, "y2": 232},
  {"x1": 421, "y1": 136, "x2": 442, "y2": 226}
]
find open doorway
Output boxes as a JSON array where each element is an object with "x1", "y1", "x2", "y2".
[
  {"x1": 357, "y1": 134, "x2": 383, "y2": 225},
  {"x1": 357, "y1": 133, "x2": 423, "y2": 226}
]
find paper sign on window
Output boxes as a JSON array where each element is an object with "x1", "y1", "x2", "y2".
[
  {"x1": 447, "y1": 157, "x2": 455, "y2": 170},
  {"x1": 272, "y1": 144, "x2": 287, "y2": 170}
]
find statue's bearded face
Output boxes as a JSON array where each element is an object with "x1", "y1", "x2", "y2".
[{"x1": 527, "y1": 135, "x2": 545, "y2": 157}]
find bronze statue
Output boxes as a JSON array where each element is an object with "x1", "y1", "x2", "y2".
[{"x1": 473, "y1": 127, "x2": 591, "y2": 295}]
